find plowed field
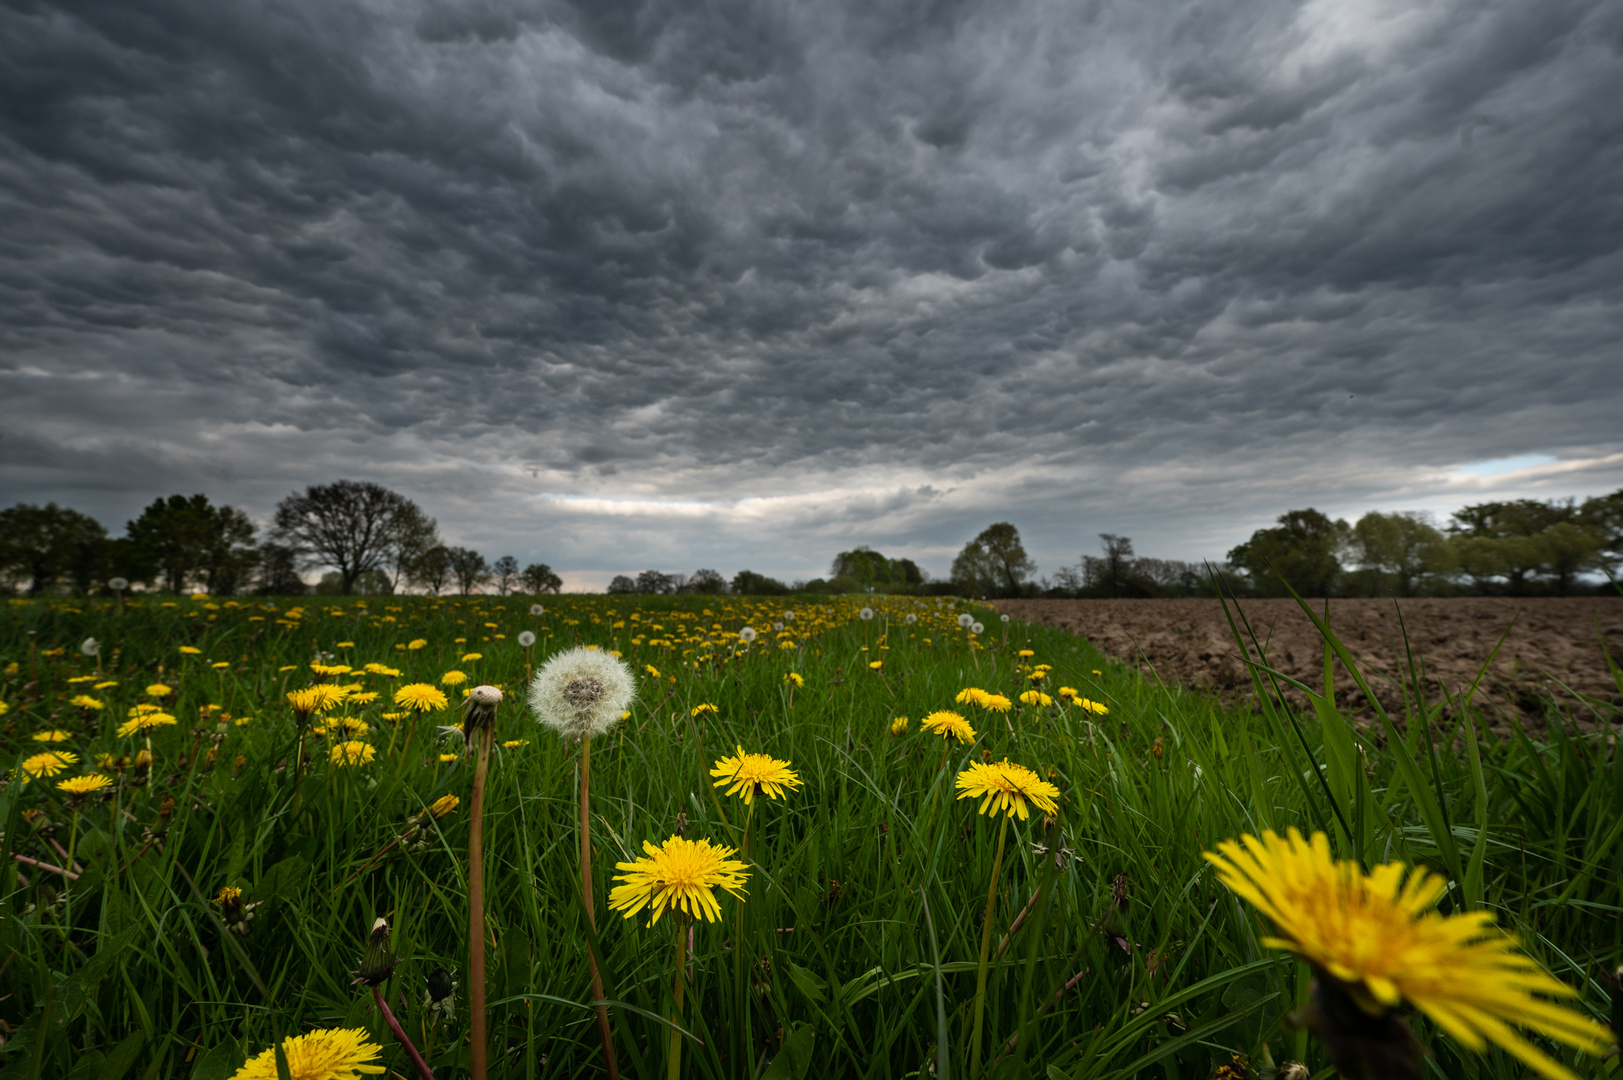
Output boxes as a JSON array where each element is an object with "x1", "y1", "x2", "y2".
[{"x1": 992, "y1": 597, "x2": 1623, "y2": 731}]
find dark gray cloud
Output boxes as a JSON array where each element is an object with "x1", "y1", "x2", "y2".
[{"x1": 2, "y1": 0, "x2": 1621, "y2": 585}]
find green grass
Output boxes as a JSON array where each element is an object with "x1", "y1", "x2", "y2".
[{"x1": 0, "y1": 591, "x2": 1617, "y2": 1080}]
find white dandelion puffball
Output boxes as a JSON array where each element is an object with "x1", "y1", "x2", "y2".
[
  {"x1": 773, "y1": 622, "x2": 784, "y2": 632},
  {"x1": 529, "y1": 646, "x2": 635, "y2": 739},
  {"x1": 1001, "y1": 614, "x2": 1010, "y2": 623},
  {"x1": 971, "y1": 622, "x2": 985, "y2": 635},
  {"x1": 957, "y1": 613, "x2": 974, "y2": 628},
  {"x1": 80, "y1": 637, "x2": 100, "y2": 657},
  {"x1": 517, "y1": 630, "x2": 537, "y2": 647},
  {"x1": 859, "y1": 607, "x2": 874, "y2": 621},
  {"x1": 529, "y1": 604, "x2": 545, "y2": 616},
  {"x1": 739, "y1": 626, "x2": 757, "y2": 643},
  {"x1": 108, "y1": 577, "x2": 129, "y2": 592},
  {"x1": 905, "y1": 614, "x2": 917, "y2": 625},
  {"x1": 785, "y1": 611, "x2": 795, "y2": 621}
]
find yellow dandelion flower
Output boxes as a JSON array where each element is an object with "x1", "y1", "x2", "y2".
[
  {"x1": 330, "y1": 741, "x2": 375, "y2": 767},
  {"x1": 1026, "y1": 670, "x2": 1048, "y2": 682},
  {"x1": 710, "y1": 746, "x2": 803, "y2": 806},
  {"x1": 425, "y1": 794, "x2": 459, "y2": 818},
  {"x1": 145, "y1": 684, "x2": 172, "y2": 697},
  {"x1": 955, "y1": 687, "x2": 988, "y2": 706},
  {"x1": 691, "y1": 703, "x2": 718, "y2": 717},
  {"x1": 94, "y1": 680, "x2": 119, "y2": 690},
  {"x1": 890, "y1": 716, "x2": 909, "y2": 736},
  {"x1": 460, "y1": 652, "x2": 482, "y2": 662},
  {"x1": 955, "y1": 759, "x2": 1060, "y2": 821},
  {"x1": 784, "y1": 672, "x2": 804, "y2": 688},
  {"x1": 979, "y1": 693, "x2": 1012, "y2": 713},
  {"x1": 502, "y1": 739, "x2": 531, "y2": 749},
  {"x1": 179, "y1": 646, "x2": 202, "y2": 655},
  {"x1": 117, "y1": 712, "x2": 177, "y2": 738},
  {"x1": 1204, "y1": 829, "x2": 1614, "y2": 1080},
  {"x1": 57, "y1": 774, "x2": 113, "y2": 796},
  {"x1": 868, "y1": 660, "x2": 883, "y2": 670},
  {"x1": 215, "y1": 885, "x2": 244, "y2": 906},
  {"x1": 437, "y1": 753, "x2": 459, "y2": 763},
  {"x1": 69, "y1": 695, "x2": 104, "y2": 710},
  {"x1": 128, "y1": 702, "x2": 161, "y2": 717},
  {"x1": 440, "y1": 670, "x2": 467, "y2": 686},
  {"x1": 645, "y1": 664, "x2": 661, "y2": 678},
  {"x1": 921, "y1": 710, "x2": 977, "y2": 744},
  {"x1": 32, "y1": 729, "x2": 73, "y2": 742},
  {"x1": 363, "y1": 663, "x2": 401, "y2": 677},
  {"x1": 19, "y1": 750, "x2": 78, "y2": 781},
  {"x1": 212, "y1": 661, "x2": 230, "y2": 669},
  {"x1": 1018, "y1": 690, "x2": 1053, "y2": 707},
  {"x1": 335, "y1": 641, "x2": 355, "y2": 648},
  {"x1": 1080, "y1": 698, "x2": 1109, "y2": 715},
  {"x1": 394, "y1": 683, "x2": 449, "y2": 712},
  {"x1": 608, "y1": 835, "x2": 750, "y2": 926},
  {"x1": 1017, "y1": 650, "x2": 1035, "y2": 658},
  {"x1": 1091, "y1": 669, "x2": 1102, "y2": 675},
  {"x1": 1057, "y1": 686, "x2": 1080, "y2": 699},
  {"x1": 380, "y1": 711, "x2": 408, "y2": 722},
  {"x1": 228, "y1": 1026, "x2": 385, "y2": 1080},
  {"x1": 407, "y1": 639, "x2": 427, "y2": 650},
  {"x1": 345, "y1": 692, "x2": 379, "y2": 706}
]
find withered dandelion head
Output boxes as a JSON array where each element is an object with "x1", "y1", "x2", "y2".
[
  {"x1": 1204, "y1": 829, "x2": 1614, "y2": 1080},
  {"x1": 228, "y1": 1027, "x2": 386, "y2": 1080},
  {"x1": 955, "y1": 759, "x2": 1061, "y2": 820},
  {"x1": 529, "y1": 647, "x2": 634, "y2": 739},
  {"x1": 710, "y1": 745, "x2": 802, "y2": 806},
  {"x1": 608, "y1": 835, "x2": 750, "y2": 926},
  {"x1": 921, "y1": 711, "x2": 977, "y2": 744}
]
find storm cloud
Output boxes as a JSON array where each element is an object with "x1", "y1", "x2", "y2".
[{"x1": 3, "y1": 0, "x2": 1621, "y2": 586}]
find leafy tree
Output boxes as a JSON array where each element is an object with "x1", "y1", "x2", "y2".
[
  {"x1": 1227, "y1": 509, "x2": 1350, "y2": 597},
  {"x1": 521, "y1": 563, "x2": 563, "y2": 594},
  {"x1": 950, "y1": 522, "x2": 1036, "y2": 597},
  {"x1": 1537, "y1": 521, "x2": 1605, "y2": 595},
  {"x1": 411, "y1": 545, "x2": 454, "y2": 596},
  {"x1": 606, "y1": 575, "x2": 637, "y2": 594},
  {"x1": 125, "y1": 495, "x2": 258, "y2": 594},
  {"x1": 1351, "y1": 512, "x2": 1452, "y2": 597},
  {"x1": 634, "y1": 570, "x2": 676, "y2": 595},
  {"x1": 491, "y1": 556, "x2": 520, "y2": 595},
  {"x1": 271, "y1": 480, "x2": 425, "y2": 595},
  {"x1": 731, "y1": 570, "x2": 790, "y2": 595},
  {"x1": 829, "y1": 548, "x2": 924, "y2": 592},
  {"x1": 686, "y1": 569, "x2": 727, "y2": 594},
  {"x1": 386, "y1": 503, "x2": 440, "y2": 593},
  {"x1": 1580, "y1": 489, "x2": 1623, "y2": 576},
  {"x1": 1448, "y1": 499, "x2": 1574, "y2": 593},
  {"x1": 255, "y1": 543, "x2": 308, "y2": 594},
  {"x1": 0, "y1": 503, "x2": 109, "y2": 595},
  {"x1": 1082, "y1": 534, "x2": 1143, "y2": 598},
  {"x1": 447, "y1": 547, "x2": 490, "y2": 595}
]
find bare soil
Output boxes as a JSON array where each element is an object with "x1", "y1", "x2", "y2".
[{"x1": 991, "y1": 598, "x2": 1623, "y2": 731}]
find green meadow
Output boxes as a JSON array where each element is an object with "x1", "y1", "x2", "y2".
[{"x1": 0, "y1": 592, "x2": 1618, "y2": 1079}]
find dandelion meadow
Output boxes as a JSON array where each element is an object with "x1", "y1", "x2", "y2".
[{"x1": 0, "y1": 591, "x2": 1619, "y2": 1079}]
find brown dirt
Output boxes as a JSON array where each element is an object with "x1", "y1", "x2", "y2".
[{"x1": 991, "y1": 597, "x2": 1623, "y2": 730}]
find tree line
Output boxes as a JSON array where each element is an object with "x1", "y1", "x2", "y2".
[
  {"x1": 6, "y1": 484, "x2": 1619, "y2": 599},
  {"x1": 0, "y1": 481, "x2": 563, "y2": 597}
]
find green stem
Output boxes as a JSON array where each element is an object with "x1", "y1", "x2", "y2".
[
  {"x1": 669, "y1": 915, "x2": 687, "y2": 1080},
  {"x1": 970, "y1": 813, "x2": 1010, "y2": 1078},
  {"x1": 580, "y1": 734, "x2": 620, "y2": 1079},
  {"x1": 468, "y1": 723, "x2": 494, "y2": 1080}
]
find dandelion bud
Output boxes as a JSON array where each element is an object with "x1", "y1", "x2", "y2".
[
  {"x1": 517, "y1": 630, "x2": 536, "y2": 647},
  {"x1": 357, "y1": 917, "x2": 395, "y2": 986},
  {"x1": 424, "y1": 964, "x2": 458, "y2": 1024},
  {"x1": 462, "y1": 684, "x2": 502, "y2": 737},
  {"x1": 1276, "y1": 1064, "x2": 1309, "y2": 1080}
]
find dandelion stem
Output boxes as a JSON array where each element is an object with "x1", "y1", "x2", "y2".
[
  {"x1": 372, "y1": 985, "x2": 437, "y2": 1080},
  {"x1": 970, "y1": 813, "x2": 1010, "y2": 1078},
  {"x1": 580, "y1": 734, "x2": 620, "y2": 1080},
  {"x1": 669, "y1": 914, "x2": 687, "y2": 1080},
  {"x1": 468, "y1": 722, "x2": 494, "y2": 1080}
]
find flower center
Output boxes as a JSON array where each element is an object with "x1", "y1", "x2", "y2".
[{"x1": 562, "y1": 676, "x2": 606, "y2": 712}]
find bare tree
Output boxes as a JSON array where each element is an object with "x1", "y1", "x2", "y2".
[
  {"x1": 491, "y1": 555, "x2": 520, "y2": 594},
  {"x1": 272, "y1": 480, "x2": 423, "y2": 595}
]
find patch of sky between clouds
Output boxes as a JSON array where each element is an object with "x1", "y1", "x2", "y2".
[{"x1": 1453, "y1": 453, "x2": 1559, "y2": 478}]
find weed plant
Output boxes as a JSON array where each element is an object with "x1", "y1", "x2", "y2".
[{"x1": 0, "y1": 590, "x2": 1617, "y2": 1079}]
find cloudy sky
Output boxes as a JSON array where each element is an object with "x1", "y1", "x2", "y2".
[{"x1": 3, "y1": 0, "x2": 1621, "y2": 589}]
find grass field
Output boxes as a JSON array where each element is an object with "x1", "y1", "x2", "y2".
[{"x1": 0, "y1": 591, "x2": 1618, "y2": 1080}]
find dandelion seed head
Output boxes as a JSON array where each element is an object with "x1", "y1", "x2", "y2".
[
  {"x1": 529, "y1": 646, "x2": 634, "y2": 739},
  {"x1": 517, "y1": 630, "x2": 537, "y2": 647},
  {"x1": 957, "y1": 614, "x2": 974, "y2": 628},
  {"x1": 530, "y1": 604, "x2": 545, "y2": 616}
]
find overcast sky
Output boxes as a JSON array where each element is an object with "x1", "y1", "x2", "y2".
[{"x1": 3, "y1": 0, "x2": 1621, "y2": 589}]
